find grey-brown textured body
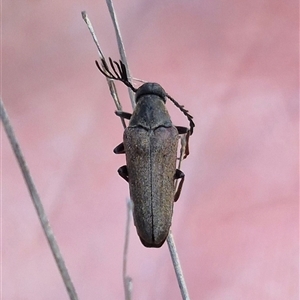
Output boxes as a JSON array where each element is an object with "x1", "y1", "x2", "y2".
[{"x1": 124, "y1": 83, "x2": 179, "y2": 247}]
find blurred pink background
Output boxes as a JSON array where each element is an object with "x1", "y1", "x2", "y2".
[{"x1": 2, "y1": 0, "x2": 298, "y2": 299}]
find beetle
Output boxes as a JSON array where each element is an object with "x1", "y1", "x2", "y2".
[{"x1": 96, "y1": 58, "x2": 195, "y2": 247}]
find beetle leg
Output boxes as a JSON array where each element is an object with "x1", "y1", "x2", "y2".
[
  {"x1": 176, "y1": 126, "x2": 191, "y2": 159},
  {"x1": 183, "y1": 131, "x2": 190, "y2": 159},
  {"x1": 174, "y1": 169, "x2": 185, "y2": 202},
  {"x1": 113, "y1": 142, "x2": 125, "y2": 154},
  {"x1": 115, "y1": 110, "x2": 132, "y2": 120},
  {"x1": 117, "y1": 165, "x2": 129, "y2": 182}
]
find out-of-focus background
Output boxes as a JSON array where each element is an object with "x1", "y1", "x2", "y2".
[{"x1": 2, "y1": 0, "x2": 298, "y2": 299}]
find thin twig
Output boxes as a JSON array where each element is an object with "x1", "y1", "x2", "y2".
[
  {"x1": 105, "y1": 0, "x2": 135, "y2": 108},
  {"x1": 104, "y1": 2, "x2": 135, "y2": 298},
  {"x1": 167, "y1": 232, "x2": 190, "y2": 300},
  {"x1": 82, "y1": 9, "x2": 133, "y2": 299},
  {"x1": 0, "y1": 98, "x2": 79, "y2": 300},
  {"x1": 123, "y1": 199, "x2": 133, "y2": 300},
  {"x1": 81, "y1": 11, "x2": 126, "y2": 129},
  {"x1": 170, "y1": 131, "x2": 190, "y2": 300}
]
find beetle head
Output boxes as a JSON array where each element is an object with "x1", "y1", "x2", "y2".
[
  {"x1": 135, "y1": 82, "x2": 166, "y2": 103},
  {"x1": 96, "y1": 57, "x2": 195, "y2": 134}
]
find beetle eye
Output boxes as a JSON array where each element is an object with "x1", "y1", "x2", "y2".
[{"x1": 136, "y1": 82, "x2": 166, "y2": 103}]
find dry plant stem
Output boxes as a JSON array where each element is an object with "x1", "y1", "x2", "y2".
[
  {"x1": 0, "y1": 98, "x2": 79, "y2": 300},
  {"x1": 105, "y1": 2, "x2": 135, "y2": 298},
  {"x1": 82, "y1": 9, "x2": 132, "y2": 299},
  {"x1": 123, "y1": 199, "x2": 133, "y2": 300},
  {"x1": 105, "y1": 0, "x2": 135, "y2": 108},
  {"x1": 167, "y1": 232, "x2": 190, "y2": 300},
  {"x1": 169, "y1": 135, "x2": 190, "y2": 300},
  {"x1": 81, "y1": 11, "x2": 126, "y2": 129}
]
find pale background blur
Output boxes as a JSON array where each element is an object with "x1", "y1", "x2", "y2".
[{"x1": 2, "y1": 0, "x2": 298, "y2": 299}]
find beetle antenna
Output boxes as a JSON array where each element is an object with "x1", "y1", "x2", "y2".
[
  {"x1": 96, "y1": 58, "x2": 138, "y2": 92},
  {"x1": 166, "y1": 93, "x2": 195, "y2": 135}
]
